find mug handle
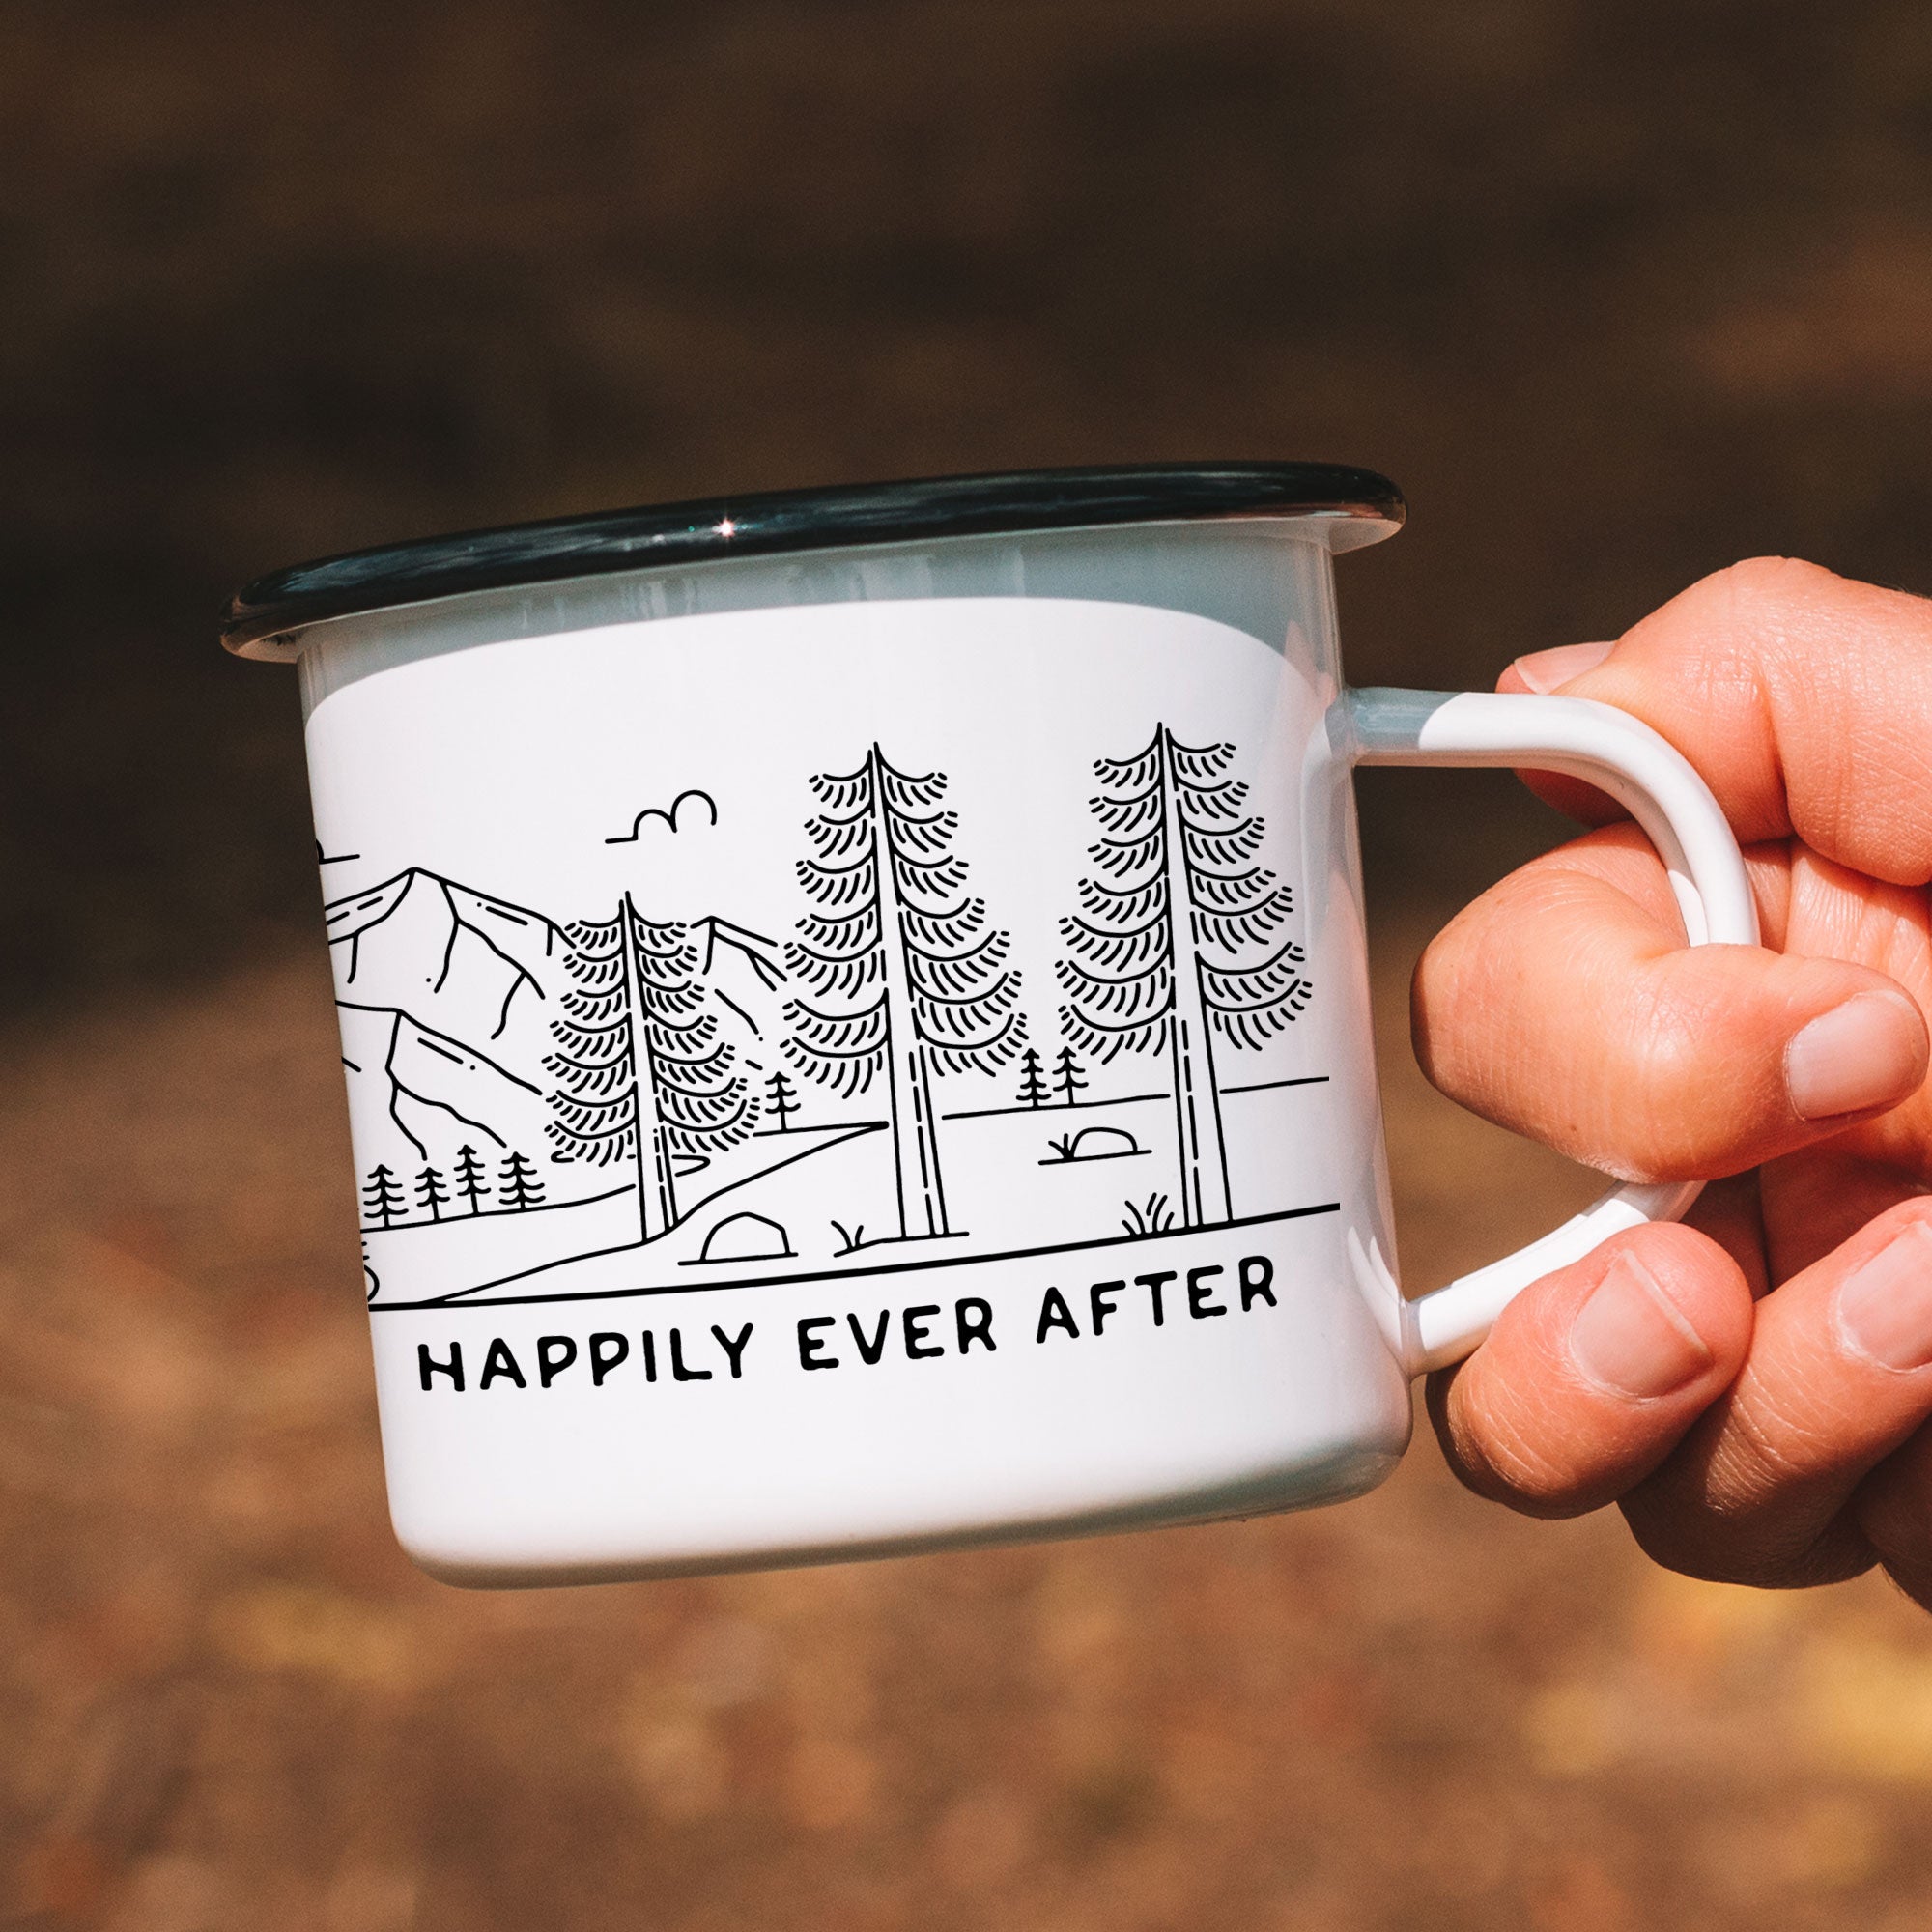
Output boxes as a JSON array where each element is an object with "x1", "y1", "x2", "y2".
[{"x1": 1345, "y1": 687, "x2": 1760, "y2": 1376}]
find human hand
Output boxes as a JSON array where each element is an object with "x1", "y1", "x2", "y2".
[{"x1": 1415, "y1": 558, "x2": 1932, "y2": 1605}]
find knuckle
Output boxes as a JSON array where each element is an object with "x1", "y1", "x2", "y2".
[
  {"x1": 1659, "y1": 557, "x2": 1863, "y2": 714},
  {"x1": 1707, "y1": 1385, "x2": 1819, "y2": 1500},
  {"x1": 1855, "y1": 1449, "x2": 1932, "y2": 1602},
  {"x1": 1620, "y1": 1497, "x2": 1869, "y2": 1590},
  {"x1": 1600, "y1": 1002, "x2": 1732, "y2": 1182},
  {"x1": 1600, "y1": 963, "x2": 1793, "y2": 1182},
  {"x1": 1618, "y1": 1384, "x2": 1879, "y2": 1589},
  {"x1": 1691, "y1": 554, "x2": 1841, "y2": 633}
]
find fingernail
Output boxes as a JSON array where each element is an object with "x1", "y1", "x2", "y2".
[
  {"x1": 1784, "y1": 990, "x2": 1927, "y2": 1121},
  {"x1": 1836, "y1": 1220, "x2": 1932, "y2": 1371},
  {"x1": 1569, "y1": 1249, "x2": 1714, "y2": 1399},
  {"x1": 1511, "y1": 639, "x2": 1615, "y2": 694}
]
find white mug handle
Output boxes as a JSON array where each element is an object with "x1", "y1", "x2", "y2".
[{"x1": 1344, "y1": 688, "x2": 1760, "y2": 1375}]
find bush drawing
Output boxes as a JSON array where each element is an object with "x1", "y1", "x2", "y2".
[
  {"x1": 697, "y1": 1211, "x2": 793, "y2": 1263},
  {"x1": 1042, "y1": 1125, "x2": 1142, "y2": 1165}
]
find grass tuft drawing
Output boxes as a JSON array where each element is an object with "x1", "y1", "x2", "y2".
[{"x1": 1122, "y1": 1193, "x2": 1177, "y2": 1237}]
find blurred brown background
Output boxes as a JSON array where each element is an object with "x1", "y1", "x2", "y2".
[{"x1": 5, "y1": 3, "x2": 1932, "y2": 1927}]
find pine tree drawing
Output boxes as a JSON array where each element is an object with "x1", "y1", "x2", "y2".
[
  {"x1": 764, "y1": 1066, "x2": 800, "y2": 1132},
  {"x1": 1016, "y1": 1045, "x2": 1049, "y2": 1109},
  {"x1": 1051, "y1": 1045, "x2": 1088, "y2": 1107},
  {"x1": 361, "y1": 1164, "x2": 406, "y2": 1230},
  {"x1": 452, "y1": 1145, "x2": 490, "y2": 1216},
  {"x1": 498, "y1": 1150, "x2": 547, "y2": 1210},
  {"x1": 545, "y1": 900, "x2": 757, "y2": 1240},
  {"x1": 1058, "y1": 727, "x2": 1310, "y2": 1228},
  {"x1": 784, "y1": 746, "x2": 1025, "y2": 1241},
  {"x1": 415, "y1": 1165, "x2": 449, "y2": 1222}
]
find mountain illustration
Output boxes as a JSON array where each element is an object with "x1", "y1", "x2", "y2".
[
  {"x1": 336, "y1": 1002, "x2": 552, "y2": 1173},
  {"x1": 688, "y1": 916, "x2": 787, "y2": 1060},
  {"x1": 327, "y1": 869, "x2": 566, "y2": 1184},
  {"x1": 325, "y1": 871, "x2": 795, "y2": 1194},
  {"x1": 327, "y1": 869, "x2": 562, "y2": 1049}
]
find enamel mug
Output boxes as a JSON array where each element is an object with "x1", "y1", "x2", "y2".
[{"x1": 223, "y1": 465, "x2": 1755, "y2": 1585}]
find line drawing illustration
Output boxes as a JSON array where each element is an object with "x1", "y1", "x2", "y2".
[
  {"x1": 546, "y1": 903, "x2": 760, "y2": 1238},
  {"x1": 1057, "y1": 726, "x2": 1309, "y2": 1228},
  {"x1": 781, "y1": 745, "x2": 1027, "y2": 1245},
  {"x1": 371, "y1": 1203, "x2": 1343, "y2": 1312},
  {"x1": 330, "y1": 726, "x2": 1327, "y2": 1310},
  {"x1": 605, "y1": 788, "x2": 720, "y2": 842}
]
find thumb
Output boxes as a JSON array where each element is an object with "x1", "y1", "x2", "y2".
[{"x1": 1429, "y1": 1223, "x2": 1752, "y2": 1518}]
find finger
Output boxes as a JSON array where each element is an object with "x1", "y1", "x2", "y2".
[
  {"x1": 1496, "y1": 642, "x2": 1627, "y2": 824},
  {"x1": 1413, "y1": 826, "x2": 1928, "y2": 1180},
  {"x1": 1759, "y1": 1144, "x2": 1932, "y2": 1281},
  {"x1": 1683, "y1": 1171, "x2": 1771, "y2": 1297},
  {"x1": 1428, "y1": 1222, "x2": 1752, "y2": 1519},
  {"x1": 1505, "y1": 556, "x2": 1932, "y2": 886},
  {"x1": 1853, "y1": 1421, "x2": 1932, "y2": 1613},
  {"x1": 1619, "y1": 1199, "x2": 1932, "y2": 1589}
]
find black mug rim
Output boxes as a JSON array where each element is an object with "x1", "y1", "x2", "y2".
[{"x1": 220, "y1": 462, "x2": 1404, "y2": 658}]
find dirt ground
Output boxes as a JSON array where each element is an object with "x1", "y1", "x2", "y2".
[
  {"x1": 8, "y1": 935, "x2": 1932, "y2": 1932},
  {"x1": 6, "y1": 3, "x2": 1932, "y2": 1927}
]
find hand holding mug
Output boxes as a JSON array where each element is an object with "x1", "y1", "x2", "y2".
[
  {"x1": 1415, "y1": 558, "x2": 1932, "y2": 1608},
  {"x1": 226, "y1": 467, "x2": 1767, "y2": 1586}
]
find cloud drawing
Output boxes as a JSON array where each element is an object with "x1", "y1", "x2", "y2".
[{"x1": 605, "y1": 788, "x2": 720, "y2": 843}]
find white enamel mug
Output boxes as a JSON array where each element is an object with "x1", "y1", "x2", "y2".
[{"x1": 225, "y1": 466, "x2": 1755, "y2": 1586}]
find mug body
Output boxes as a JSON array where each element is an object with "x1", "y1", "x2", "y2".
[{"x1": 283, "y1": 505, "x2": 1412, "y2": 1582}]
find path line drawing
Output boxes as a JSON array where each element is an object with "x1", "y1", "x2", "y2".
[{"x1": 375, "y1": 1202, "x2": 1342, "y2": 1311}]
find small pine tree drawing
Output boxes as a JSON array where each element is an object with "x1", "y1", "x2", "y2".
[
  {"x1": 415, "y1": 1165, "x2": 450, "y2": 1222},
  {"x1": 764, "y1": 1065, "x2": 800, "y2": 1131},
  {"x1": 1016, "y1": 1045, "x2": 1049, "y2": 1109},
  {"x1": 452, "y1": 1145, "x2": 490, "y2": 1216},
  {"x1": 498, "y1": 1151, "x2": 547, "y2": 1210},
  {"x1": 1052, "y1": 1046, "x2": 1088, "y2": 1107},
  {"x1": 360, "y1": 1164, "x2": 406, "y2": 1230}
]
